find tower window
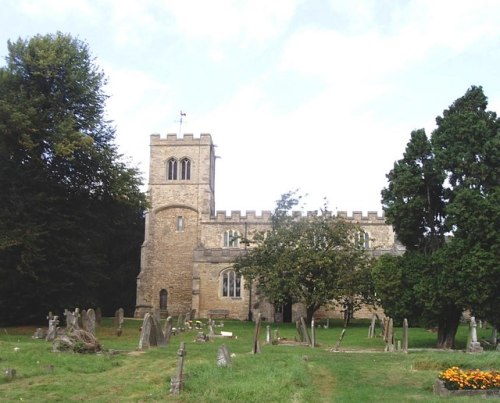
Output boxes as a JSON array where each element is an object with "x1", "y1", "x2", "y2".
[
  {"x1": 177, "y1": 216, "x2": 184, "y2": 231},
  {"x1": 180, "y1": 158, "x2": 191, "y2": 180},
  {"x1": 223, "y1": 230, "x2": 240, "y2": 247},
  {"x1": 222, "y1": 269, "x2": 241, "y2": 297},
  {"x1": 167, "y1": 158, "x2": 178, "y2": 180}
]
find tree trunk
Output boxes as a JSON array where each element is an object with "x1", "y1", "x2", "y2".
[
  {"x1": 306, "y1": 305, "x2": 318, "y2": 325},
  {"x1": 436, "y1": 306, "x2": 461, "y2": 349}
]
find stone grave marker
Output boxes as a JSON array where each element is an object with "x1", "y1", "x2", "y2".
[
  {"x1": 385, "y1": 318, "x2": 395, "y2": 352},
  {"x1": 311, "y1": 318, "x2": 316, "y2": 348},
  {"x1": 402, "y1": 318, "x2": 409, "y2": 353},
  {"x1": 163, "y1": 316, "x2": 173, "y2": 344},
  {"x1": 217, "y1": 344, "x2": 232, "y2": 367},
  {"x1": 300, "y1": 317, "x2": 312, "y2": 346},
  {"x1": 33, "y1": 328, "x2": 46, "y2": 339},
  {"x1": 252, "y1": 313, "x2": 262, "y2": 354},
  {"x1": 468, "y1": 316, "x2": 483, "y2": 352},
  {"x1": 266, "y1": 325, "x2": 271, "y2": 344},
  {"x1": 138, "y1": 313, "x2": 153, "y2": 350},
  {"x1": 170, "y1": 342, "x2": 187, "y2": 394},
  {"x1": 152, "y1": 314, "x2": 166, "y2": 346},
  {"x1": 64, "y1": 308, "x2": 80, "y2": 332},
  {"x1": 115, "y1": 308, "x2": 124, "y2": 336},
  {"x1": 86, "y1": 308, "x2": 96, "y2": 336},
  {"x1": 46, "y1": 314, "x2": 59, "y2": 341},
  {"x1": 368, "y1": 314, "x2": 377, "y2": 338},
  {"x1": 4, "y1": 368, "x2": 16, "y2": 381}
]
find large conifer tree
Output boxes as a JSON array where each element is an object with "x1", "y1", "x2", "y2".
[{"x1": 0, "y1": 33, "x2": 146, "y2": 324}]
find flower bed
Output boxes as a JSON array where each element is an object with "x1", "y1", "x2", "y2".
[{"x1": 434, "y1": 366, "x2": 500, "y2": 397}]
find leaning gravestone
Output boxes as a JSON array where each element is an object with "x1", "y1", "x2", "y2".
[
  {"x1": 217, "y1": 344, "x2": 232, "y2": 367},
  {"x1": 152, "y1": 314, "x2": 166, "y2": 346},
  {"x1": 170, "y1": 342, "x2": 186, "y2": 394},
  {"x1": 46, "y1": 314, "x2": 59, "y2": 341},
  {"x1": 86, "y1": 308, "x2": 96, "y2": 336},
  {"x1": 252, "y1": 313, "x2": 262, "y2": 354},
  {"x1": 138, "y1": 313, "x2": 166, "y2": 349}
]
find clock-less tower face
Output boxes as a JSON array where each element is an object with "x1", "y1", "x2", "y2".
[{"x1": 135, "y1": 133, "x2": 216, "y2": 318}]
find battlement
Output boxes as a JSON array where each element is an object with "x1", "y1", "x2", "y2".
[
  {"x1": 150, "y1": 133, "x2": 213, "y2": 146},
  {"x1": 209, "y1": 210, "x2": 385, "y2": 223}
]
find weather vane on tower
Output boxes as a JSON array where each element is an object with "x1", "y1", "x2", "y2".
[{"x1": 178, "y1": 110, "x2": 186, "y2": 135}]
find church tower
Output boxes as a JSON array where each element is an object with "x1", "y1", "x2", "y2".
[{"x1": 135, "y1": 133, "x2": 216, "y2": 317}]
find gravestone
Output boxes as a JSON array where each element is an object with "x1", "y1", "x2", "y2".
[
  {"x1": 368, "y1": 314, "x2": 377, "y2": 338},
  {"x1": 138, "y1": 313, "x2": 153, "y2": 349},
  {"x1": 300, "y1": 317, "x2": 312, "y2": 346},
  {"x1": 163, "y1": 316, "x2": 173, "y2": 344},
  {"x1": 170, "y1": 342, "x2": 186, "y2": 394},
  {"x1": 33, "y1": 328, "x2": 46, "y2": 339},
  {"x1": 86, "y1": 308, "x2": 96, "y2": 336},
  {"x1": 468, "y1": 317, "x2": 483, "y2": 352},
  {"x1": 402, "y1": 318, "x2": 409, "y2": 353},
  {"x1": 64, "y1": 308, "x2": 80, "y2": 332},
  {"x1": 266, "y1": 325, "x2": 271, "y2": 344},
  {"x1": 252, "y1": 313, "x2": 262, "y2": 354},
  {"x1": 385, "y1": 318, "x2": 395, "y2": 352},
  {"x1": 115, "y1": 308, "x2": 124, "y2": 336},
  {"x1": 311, "y1": 318, "x2": 316, "y2": 348},
  {"x1": 46, "y1": 314, "x2": 59, "y2": 341},
  {"x1": 216, "y1": 344, "x2": 232, "y2": 367},
  {"x1": 4, "y1": 368, "x2": 16, "y2": 381},
  {"x1": 138, "y1": 313, "x2": 166, "y2": 349}
]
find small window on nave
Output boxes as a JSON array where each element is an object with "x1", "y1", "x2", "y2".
[
  {"x1": 222, "y1": 269, "x2": 241, "y2": 298},
  {"x1": 355, "y1": 231, "x2": 370, "y2": 249},
  {"x1": 223, "y1": 230, "x2": 240, "y2": 248}
]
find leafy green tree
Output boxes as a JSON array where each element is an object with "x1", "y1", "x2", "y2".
[
  {"x1": 0, "y1": 33, "x2": 146, "y2": 324},
  {"x1": 235, "y1": 192, "x2": 374, "y2": 324},
  {"x1": 380, "y1": 86, "x2": 500, "y2": 348}
]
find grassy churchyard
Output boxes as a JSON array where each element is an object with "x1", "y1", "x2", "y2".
[{"x1": 1, "y1": 318, "x2": 499, "y2": 402}]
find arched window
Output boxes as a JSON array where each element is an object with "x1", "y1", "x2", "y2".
[
  {"x1": 159, "y1": 289, "x2": 168, "y2": 310},
  {"x1": 167, "y1": 158, "x2": 177, "y2": 180},
  {"x1": 180, "y1": 158, "x2": 191, "y2": 180},
  {"x1": 223, "y1": 230, "x2": 240, "y2": 248},
  {"x1": 222, "y1": 269, "x2": 241, "y2": 297},
  {"x1": 355, "y1": 231, "x2": 370, "y2": 249}
]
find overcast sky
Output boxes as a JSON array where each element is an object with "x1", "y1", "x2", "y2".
[{"x1": 2, "y1": 0, "x2": 500, "y2": 214}]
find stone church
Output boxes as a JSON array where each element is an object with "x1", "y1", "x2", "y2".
[{"x1": 134, "y1": 133, "x2": 402, "y2": 322}]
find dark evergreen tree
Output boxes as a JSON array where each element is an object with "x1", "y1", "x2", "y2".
[
  {"x1": 0, "y1": 33, "x2": 146, "y2": 324},
  {"x1": 379, "y1": 86, "x2": 500, "y2": 348}
]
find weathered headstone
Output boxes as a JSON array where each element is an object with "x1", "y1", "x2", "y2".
[
  {"x1": 266, "y1": 325, "x2": 271, "y2": 344},
  {"x1": 332, "y1": 328, "x2": 346, "y2": 351},
  {"x1": 385, "y1": 318, "x2": 395, "y2": 352},
  {"x1": 64, "y1": 308, "x2": 80, "y2": 332},
  {"x1": 402, "y1": 318, "x2": 409, "y2": 353},
  {"x1": 139, "y1": 313, "x2": 152, "y2": 349},
  {"x1": 216, "y1": 344, "x2": 232, "y2": 367},
  {"x1": 195, "y1": 332, "x2": 209, "y2": 342},
  {"x1": 151, "y1": 314, "x2": 166, "y2": 346},
  {"x1": 368, "y1": 314, "x2": 377, "y2": 338},
  {"x1": 300, "y1": 317, "x2": 312, "y2": 346},
  {"x1": 86, "y1": 308, "x2": 96, "y2": 336},
  {"x1": 468, "y1": 317, "x2": 483, "y2": 352},
  {"x1": 46, "y1": 314, "x2": 59, "y2": 341},
  {"x1": 252, "y1": 313, "x2": 262, "y2": 354},
  {"x1": 170, "y1": 342, "x2": 186, "y2": 394},
  {"x1": 115, "y1": 308, "x2": 124, "y2": 336},
  {"x1": 311, "y1": 318, "x2": 315, "y2": 348},
  {"x1": 33, "y1": 328, "x2": 46, "y2": 339},
  {"x1": 491, "y1": 327, "x2": 498, "y2": 345},
  {"x1": 163, "y1": 316, "x2": 173, "y2": 344}
]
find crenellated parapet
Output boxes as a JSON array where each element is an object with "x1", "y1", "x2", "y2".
[
  {"x1": 150, "y1": 133, "x2": 213, "y2": 145},
  {"x1": 207, "y1": 209, "x2": 386, "y2": 223}
]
